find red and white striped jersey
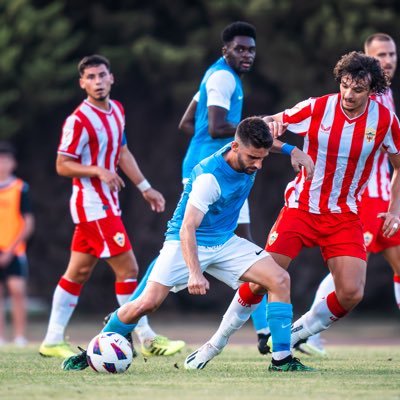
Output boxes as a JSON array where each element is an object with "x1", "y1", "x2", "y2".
[
  {"x1": 282, "y1": 93, "x2": 400, "y2": 214},
  {"x1": 58, "y1": 99, "x2": 125, "y2": 223},
  {"x1": 363, "y1": 89, "x2": 395, "y2": 200}
]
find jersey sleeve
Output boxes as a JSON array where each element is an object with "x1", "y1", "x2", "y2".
[
  {"x1": 282, "y1": 98, "x2": 315, "y2": 135},
  {"x1": 121, "y1": 133, "x2": 127, "y2": 146},
  {"x1": 57, "y1": 115, "x2": 88, "y2": 159},
  {"x1": 20, "y1": 182, "x2": 33, "y2": 214},
  {"x1": 193, "y1": 91, "x2": 200, "y2": 102},
  {"x1": 382, "y1": 113, "x2": 400, "y2": 154},
  {"x1": 206, "y1": 70, "x2": 236, "y2": 110},
  {"x1": 188, "y1": 173, "x2": 221, "y2": 214}
]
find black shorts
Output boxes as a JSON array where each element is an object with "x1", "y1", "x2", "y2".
[{"x1": 0, "y1": 254, "x2": 28, "y2": 281}]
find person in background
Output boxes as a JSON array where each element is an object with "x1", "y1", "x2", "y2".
[{"x1": 0, "y1": 141, "x2": 34, "y2": 347}]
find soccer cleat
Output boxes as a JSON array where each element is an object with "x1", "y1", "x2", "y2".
[
  {"x1": 103, "y1": 312, "x2": 138, "y2": 358},
  {"x1": 141, "y1": 335, "x2": 185, "y2": 357},
  {"x1": 257, "y1": 333, "x2": 272, "y2": 355},
  {"x1": 268, "y1": 356, "x2": 315, "y2": 372},
  {"x1": 297, "y1": 341, "x2": 328, "y2": 357},
  {"x1": 184, "y1": 342, "x2": 221, "y2": 370},
  {"x1": 39, "y1": 341, "x2": 76, "y2": 358},
  {"x1": 61, "y1": 346, "x2": 89, "y2": 371}
]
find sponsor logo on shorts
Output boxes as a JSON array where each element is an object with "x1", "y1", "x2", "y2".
[
  {"x1": 365, "y1": 128, "x2": 376, "y2": 143},
  {"x1": 363, "y1": 231, "x2": 373, "y2": 247},
  {"x1": 113, "y1": 232, "x2": 125, "y2": 247},
  {"x1": 255, "y1": 249, "x2": 264, "y2": 256},
  {"x1": 268, "y1": 231, "x2": 279, "y2": 246}
]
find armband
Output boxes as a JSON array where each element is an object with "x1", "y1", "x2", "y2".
[
  {"x1": 137, "y1": 179, "x2": 151, "y2": 192},
  {"x1": 281, "y1": 143, "x2": 296, "y2": 155}
]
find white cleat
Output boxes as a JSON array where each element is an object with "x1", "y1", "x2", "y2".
[
  {"x1": 297, "y1": 341, "x2": 327, "y2": 358},
  {"x1": 184, "y1": 342, "x2": 221, "y2": 370}
]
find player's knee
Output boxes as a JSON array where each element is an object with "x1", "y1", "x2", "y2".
[
  {"x1": 338, "y1": 285, "x2": 364, "y2": 307},
  {"x1": 137, "y1": 297, "x2": 161, "y2": 315},
  {"x1": 267, "y1": 269, "x2": 290, "y2": 295}
]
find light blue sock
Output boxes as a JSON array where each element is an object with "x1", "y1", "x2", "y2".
[
  {"x1": 128, "y1": 257, "x2": 157, "y2": 302},
  {"x1": 251, "y1": 294, "x2": 269, "y2": 331},
  {"x1": 267, "y1": 302, "x2": 293, "y2": 352},
  {"x1": 102, "y1": 310, "x2": 137, "y2": 337}
]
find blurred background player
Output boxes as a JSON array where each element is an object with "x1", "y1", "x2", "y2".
[
  {"x1": 0, "y1": 141, "x2": 34, "y2": 347},
  {"x1": 39, "y1": 55, "x2": 184, "y2": 358},
  {"x1": 299, "y1": 33, "x2": 400, "y2": 357},
  {"x1": 179, "y1": 20, "x2": 270, "y2": 353}
]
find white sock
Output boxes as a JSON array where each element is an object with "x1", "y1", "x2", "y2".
[
  {"x1": 43, "y1": 278, "x2": 81, "y2": 345},
  {"x1": 394, "y1": 275, "x2": 400, "y2": 309},
  {"x1": 291, "y1": 292, "x2": 346, "y2": 348},
  {"x1": 209, "y1": 290, "x2": 260, "y2": 350},
  {"x1": 306, "y1": 273, "x2": 335, "y2": 345},
  {"x1": 135, "y1": 316, "x2": 157, "y2": 344}
]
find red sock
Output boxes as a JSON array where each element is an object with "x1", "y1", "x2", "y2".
[
  {"x1": 238, "y1": 282, "x2": 264, "y2": 306},
  {"x1": 326, "y1": 292, "x2": 348, "y2": 318}
]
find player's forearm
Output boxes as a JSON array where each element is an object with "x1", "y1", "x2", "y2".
[
  {"x1": 208, "y1": 121, "x2": 237, "y2": 139},
  {"x1": 180, "y1": 225, "x2": 202, "y2": 276},
  {"x1": 56, "y1": 157, "x2": 100, "y2": 178},
  {"x1": 118, "y1": 149, "x2": 146, "y2": 186},
  {"x1": 5, "y1": 214, "x2": 34, "y2": 254}
]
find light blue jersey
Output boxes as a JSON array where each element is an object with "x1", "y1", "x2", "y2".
[
  {"x1": 167, "y1": 144, "x2": 255, "y2": 247},
  {"x1": 182, "y1": 57, "x2": 243, "y2": 180}
]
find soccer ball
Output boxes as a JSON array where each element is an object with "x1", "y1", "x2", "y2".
[{"x1": 86, "y1": 332, "x2": 133, "y2": 373}]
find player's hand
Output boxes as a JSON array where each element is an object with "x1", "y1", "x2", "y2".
[
  {"x1": 378, "y1": 212, "x2": 400, "y2": 237},
  {"x1": 0, "y1": 251, "x2": 13, "y2": 268},
  {"x1": 267, "y1": 121, "x2": 289, "y2": 138},
  {"x1": 142, "y1": 188, "x2": 165, "y2": 212},
  {"x1": 187, "y1": 273, "x2": 210, "y2": 295},
  {"x1": 290, "y1": 147, "x2": 315, "y2": 180},
  {"x1": 97, "y1": 168, "x2": 125, "y2": 192}
]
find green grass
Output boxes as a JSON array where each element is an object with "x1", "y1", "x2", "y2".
[{"x1": 0, "y1": 345, "x2": 399, "y2": 400}]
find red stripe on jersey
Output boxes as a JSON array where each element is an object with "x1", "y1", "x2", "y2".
[
  {"x1": 299, "y1": 95, "x2": 329, "y2": 211},
  {"x1": 75, "y1": 110, "x2": 114, "y2": 218},
  {"x1": 336, "y1": 113, "x2": 367, "y2": 213},
  {"x1": 318, "y1": 101, "x2": 346, "y2": 212},
  {"x1": 354, "y1": 103, "x2": 392, "y2": 201},
  {"x1": 394, "y1": 275, "x2": 400, "y2": 283},
  {"x1": 73, "y1": 177, "x2": 87, "y2": 222},
  {"x1": 59, "y1": 276, "x2": 82, "y2": 296},
  {"x1": 58, "y1": 117, "x2": 83, "y2": 156}
]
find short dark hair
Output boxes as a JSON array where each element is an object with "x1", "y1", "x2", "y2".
[
  {"x1": 78, "y1": 54, "x2": 111, "y2": 76},
  {"x1": 221, "y1": 21, "x2": 256, "y2": 44},
  {"x1": 333, "y1": 51, "x2": 389, "y2": 95},
  {"x1": 0, "y1": 141, "x2": 16, "y2": 157},
  {"x1": 236, "y1": 117, "x2": 273, "y2": 149},
  {"x1": 364, "y1": 32, "x2": 395, "y2": 52}
]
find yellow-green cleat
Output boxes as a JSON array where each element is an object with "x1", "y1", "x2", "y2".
[
  {"x1": 39, "y1": 341, "x2": 76, "y2": 358},
  {"x1": 141, "y1": 335, "x2": 185, "y2": 357}
]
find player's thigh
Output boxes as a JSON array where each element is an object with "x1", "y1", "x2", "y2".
[
  {"x1": 382, "y1": 245, "x2": 400, "y2": 275},
  {"x1": 147, "y1": 241, "x2": 192, "y2": 291},
  {"x1": 64, "y1": 251, "x2": 98, "y2": 283},
  {"x1": 106, "y1": 250, "x2": 139, "y2": 280}
]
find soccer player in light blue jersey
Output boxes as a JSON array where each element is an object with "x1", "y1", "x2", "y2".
[
  {"x1": 62, "y1": 116, "x2": 313, "y2": 372},
  {"x1": 179, "y1": 21, "x2": 270, "y2": 353}
]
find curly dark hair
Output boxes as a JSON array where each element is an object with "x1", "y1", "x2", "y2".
[
  {"x1": 333, "y1": 51, "x2": 389, "y2": 95},
  {"x1": 78, "y1": 54, "x2": 111, "y2": 76},
  {"x1": 221, "y1": 21, "x2": 256, "y2": 44},
  {"x1": 236, "y1": 117, "x2": 273, "y2": 149}
]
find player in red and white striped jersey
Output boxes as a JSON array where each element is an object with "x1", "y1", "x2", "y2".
[
  {"x1": 263, "y1": 51, "x2": 400, "y2": 350},
  {"x1": 300, "y1": 33, "x2": 400, "y2": 356},
  {"x1": 40, "y1": 55, "x2": 184, "y2": 358}
]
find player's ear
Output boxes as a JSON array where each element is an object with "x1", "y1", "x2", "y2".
[
  {"x1": 231, "y1": 140, "x2": 239, "y2": 152},
  {"x1": 79, "y1": 78, "x2": 85, "y2": 90}
]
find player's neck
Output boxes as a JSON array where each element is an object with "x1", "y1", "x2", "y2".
[{"x1": 86, "y1": 97, "x2": 111, "y2": 111}]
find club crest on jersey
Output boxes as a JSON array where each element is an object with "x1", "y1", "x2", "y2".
[
  {"x1": 268, "y1": 231, "x2": 279, "y2": 246},
  {"x1": 365, "y1": 128, "x2": 376, "y2": 143},
  {"x1": 113, "y1": 232, "x2": 125, "y2": 247},
  {"x1": 363, "y1": 231, "x2": 373, "y2": 247}
]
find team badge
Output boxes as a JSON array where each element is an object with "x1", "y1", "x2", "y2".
[
  {"x1": 113, "y1": 232, "x2": 125, "y2": 247},
  {"x1": 268, "y1": 231, "x2": 279, "y2": 246},
  {"x1": 363, "y1": 231, "x2": 373, "y2": 247},
  {"x1": 365, "y1": 128, "x2": 376, "y2": 143}
]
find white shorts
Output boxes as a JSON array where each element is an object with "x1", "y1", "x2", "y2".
[
  {"x1": 148, "y1": 235, "x2": 269, "y2": 292},
  {"x1": 237, "y1": 199, "x2": 250, "y2": 224}
]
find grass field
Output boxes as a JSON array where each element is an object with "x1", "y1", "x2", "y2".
[{"x1": 1, "y1": 344, "x2": 399, "y2": 400}]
